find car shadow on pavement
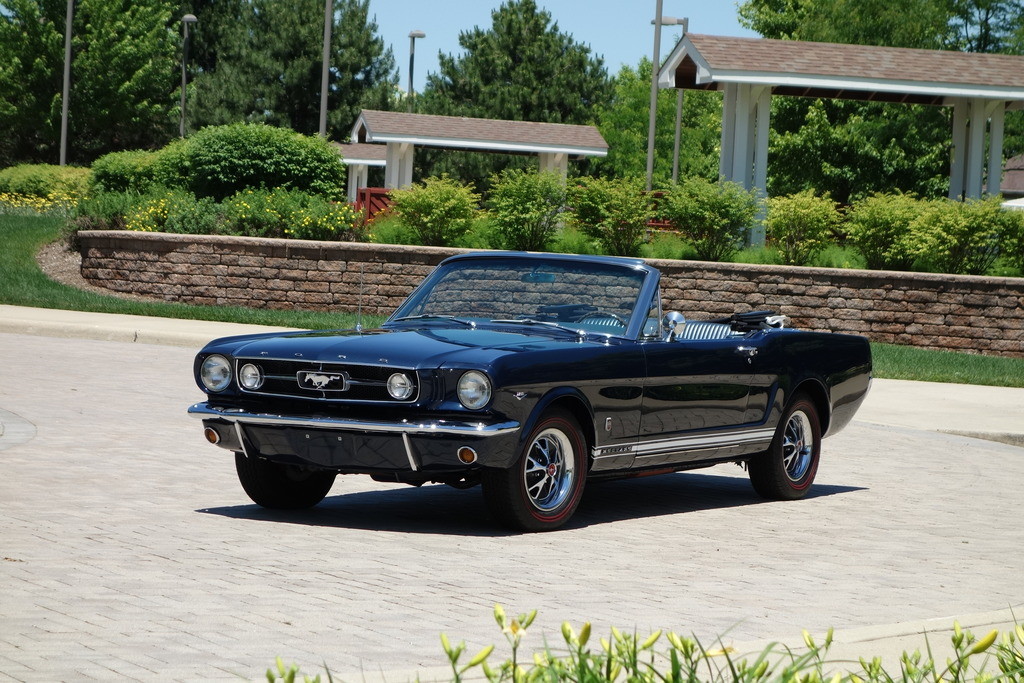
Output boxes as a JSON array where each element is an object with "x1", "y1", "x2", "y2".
[{"x1": 197, "y1": 471, "x2": 864, "y2": 536}]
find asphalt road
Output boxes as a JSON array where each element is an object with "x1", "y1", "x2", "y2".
[{"x1": 1, "y1": 331, "x2": 1022, "y2": 681}]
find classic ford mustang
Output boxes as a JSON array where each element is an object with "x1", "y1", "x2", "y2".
[{"x1": 189, "y1": 252, "x2": 871, "y2": 531}]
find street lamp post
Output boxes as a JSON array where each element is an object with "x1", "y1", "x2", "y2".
[
  {"x1": 179, "y1": 13, "x2": 197, "y2": 138},
  {"x1": 319, "y1": 0, "x2": 332, "y2": 137},
  {"x1": 408, "y1": 30, "x2": 425, "y2": 112},
  {"x1": 646, "y1": 10, "x2": 688, "y2": 190},
  {"x1": 59, "y1": 0, "x2": 73, "y2": 166}
]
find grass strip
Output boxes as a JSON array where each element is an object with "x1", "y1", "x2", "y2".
[
  {"x1": 0, "y1": 213, "x2": 379, "y2": 330},
  {"x1": 2, "y1": 213, "x2": 1022, "y2": 387}
]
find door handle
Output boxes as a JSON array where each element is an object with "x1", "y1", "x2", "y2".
[{"x1": 736, "y1": 346, "x2": 758, "y2": 358}]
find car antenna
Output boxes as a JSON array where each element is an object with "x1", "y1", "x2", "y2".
[{"x1": 355, "y1": 264, "x2": 364, "y2": 332}]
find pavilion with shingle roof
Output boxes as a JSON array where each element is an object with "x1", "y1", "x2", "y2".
[
  {"x1": 658, "y1": 34, "x2": 1024, "y2": 243},
  {"x1": 343, "y1": 109, "x2": 607, "y2": 198}
]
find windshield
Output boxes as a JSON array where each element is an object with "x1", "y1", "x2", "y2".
[{"x1": 388, "y1": 257, "x2": 649, "y2": 335}]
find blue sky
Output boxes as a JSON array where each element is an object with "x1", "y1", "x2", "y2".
[{"x1": 367, "y1": 1, "x2": 756, "y2": 92}]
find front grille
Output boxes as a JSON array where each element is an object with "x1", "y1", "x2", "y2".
[{"x1": 235, "y1": 357, "x2": 419, "y2": 403}]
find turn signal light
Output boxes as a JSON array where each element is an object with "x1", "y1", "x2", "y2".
[
  {"x1": 204, "y1": 427, "x2": 221, "y2": 444},
  {"x1": 457, "y1": 447, "x2": 478, "y2": 464}
]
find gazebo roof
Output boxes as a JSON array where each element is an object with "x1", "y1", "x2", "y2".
[
  {"x1": 334, "y1": 142, "x2": 387, "y2": 166},
  {"x1": 660, "y1": 34, "x2": 1024, "y2": 105},
  {"x1": 351, "y1": 110, "x2": 608, "y2": 157}
]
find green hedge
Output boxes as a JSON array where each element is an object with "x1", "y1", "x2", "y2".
[
  {"x1": 0, "y1": 164, "x2": 90, "y2": 200},
  {"x1": 90, "y1": 150, "x2": 160, "y2": 194},
  {"x1": 151, "y1": 123, "x2": 346, "y2": 202}
]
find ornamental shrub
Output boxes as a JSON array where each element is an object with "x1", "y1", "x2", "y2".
[
  {"x1": 907, "y1": 196, "x2": 1012, "y2": 275},
  {"x1": 221, "y1": 188, "x2": 363, "y2": 241},
  {"x1": 488, "y1": 169, "x2": 565, "y2": 251},
  {"x1": 0, "y1": 163, "x2": 90, "y2": 201},
  {"x1": 660, "y1": 177, "x2": 758, "y2": 261},
  {"x1": 566, "y1": 176, "x2": 653, "y2": 257},
  {"x1": 766, "y1": 190, "x2": 840, "y2": 266},
  {"x1": 1003, "y1": 206, "x2": 1024, "y2": 273},
  {"x1": 124, "y1": 188, "x2": 219, "y2": 235},
  {"x1": 388, "y1": 176, "x2": 480, "y2": 247},
  {"x1": 845, "y1": 192, "x2": 923, "y2": 270},
  {"x1": 152, "y1": 123, "x2": 346, "y2": 202},
  {"x1": 90, "y1": 150, "x2": 160, "y2": 194}
]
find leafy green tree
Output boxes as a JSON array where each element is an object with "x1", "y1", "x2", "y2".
[
  {"x1": 0, "y1": 0, "x2": 177, "y2": 166},
  {"x1": 593, "y1": 58, "x2": 720, "y2": 186},
  {"x1": 566, "y1": 176, "x2": 654, "y2": 257},
  {"x1": 418, "y1": 0, "x2": 612, "y2": 184},
  {"x1": 188, "y1": 0, "x2": 397, "y2": 139}
]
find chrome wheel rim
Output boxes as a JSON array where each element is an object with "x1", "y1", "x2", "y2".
[
  {"x1": 783, "y1": 410, "x2": 814, "y2": 482},
  {"x1": 524, "y1": 427, "x2": 576, "y2": 512}
]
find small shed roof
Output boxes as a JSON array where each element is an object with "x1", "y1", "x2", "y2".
[
  {"x1": 334, "y1": 142, "x2": 387, "y2": 166},
  {"x1": 351, "y1": 109, "x2": 608, "y2": 157},
  {"x1": 660, "y1": 34, "x2": 1024, "y2": 105}
]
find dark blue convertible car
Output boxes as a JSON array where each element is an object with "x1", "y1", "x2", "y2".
[{"x1": 189, "y1": 252, "x2": 871, "y2": 531}]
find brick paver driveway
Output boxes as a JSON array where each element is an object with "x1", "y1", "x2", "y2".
[{"x1": 1, "y1": 333, "x2": 1022, "y2": 680}]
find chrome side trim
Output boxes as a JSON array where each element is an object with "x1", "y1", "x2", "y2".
[
  {"x1": 592, "y1": 427, "x2": 775, "y2": 460},
  {"x1": 189, "y1": 402, "x2": 519, "y2": 437}
]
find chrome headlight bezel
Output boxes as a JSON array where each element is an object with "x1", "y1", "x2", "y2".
[
  {"x1": 386, "y1": 372, "x2": 415, "y2": 400},
  {"x1": 238, "y1": 363, "x2": 264, "y2": 390},
  {"x1": 457, "y1": 370, "x2": 492, "y2": 410},
  {"x1": 200, "y1": 354, "x2": 233, "y2": 393}
]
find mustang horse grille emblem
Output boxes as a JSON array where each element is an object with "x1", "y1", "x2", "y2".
[{"x1": 297, "y1": 371, "x2": 349, "y2": 391}]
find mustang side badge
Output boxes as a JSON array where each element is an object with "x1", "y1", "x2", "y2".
[{"x1": 297, "y1": 371, "x2": 349, "y2": 391}]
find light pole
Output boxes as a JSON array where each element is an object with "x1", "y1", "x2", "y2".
[
  {"x1": 646, "y1": 12, "x2": 688, "y2": 189},
  {"x1": 179, "y1": 13, "x2": 197, "y2": 138},
  {"x1": 669, "y1": 18, "x2": 688, "y2": 183},
  {"x1": 59, "y1": 0, "x2": 73, "y2": 166},
  {"x1": 319, "y1": 0, "x2": 332, "y2": 137},
  {"x1": 408, "y1": 30, "x2": 425, "y2": 112}
]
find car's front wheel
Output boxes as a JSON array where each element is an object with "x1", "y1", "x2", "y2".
[
  {"x1": 234, "y1": 453, "x2": 336, "y2": 509},
  {"x1": 748, "y1": 394, "x2": 821, "y2": 500},
  {"x1": 482, "y1": 409, "x2": 587, "y2": 531}
]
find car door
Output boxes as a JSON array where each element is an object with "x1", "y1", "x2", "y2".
[{"x1": 636, "y1": 337, "x2": 756, "y2": 467}]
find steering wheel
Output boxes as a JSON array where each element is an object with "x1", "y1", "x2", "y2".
[{"x1": 578, "y1": 311, "x2": 628, "y2": 327}]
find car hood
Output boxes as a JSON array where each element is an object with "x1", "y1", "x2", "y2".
[{"x1": 203, "y1": 325, "x2": 609, "y2": 369}]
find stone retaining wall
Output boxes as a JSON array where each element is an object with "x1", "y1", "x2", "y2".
[{"x1": 77, "y1": 230, "x2": 1024, "y2": 357}]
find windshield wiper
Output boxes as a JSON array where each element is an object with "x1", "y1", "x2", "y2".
[
  {"x1": 390, "y1": 314, "x2": 476, "y2": 328},
  {"x1": 490, "y1": 318, "x2": 586, "y2": 337}
]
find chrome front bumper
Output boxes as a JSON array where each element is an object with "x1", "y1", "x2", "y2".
[{"x1": 187, "y1": 402, "x2": 520, "y2": 437}]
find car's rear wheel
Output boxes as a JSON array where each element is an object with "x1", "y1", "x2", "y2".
[
  {"x1": 748, "y1": 395, "x2": 821, "y2": 500},
  {"x1": 482, "y1": 409, "x2": 586, "y2": 531},
  {"x1": 234, "y1": 453, "x2": 336, "y2": 509}
]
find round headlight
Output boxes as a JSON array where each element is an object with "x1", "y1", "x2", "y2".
[
  {"x1": 200, "y1": 354, "x2": 232, "y2": 392},
  {"x1": 238, "y1": 363, "x2": 264, "y2": 390},
  {"x1": 387, "y1": 372, "x2": 415, "y2": 400},
  {"x1": 457, "y1": 371, "x2": 491, "y2": 410}
]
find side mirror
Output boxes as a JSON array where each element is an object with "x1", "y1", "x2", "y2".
[{"x1": 662, "y1": 311, "x2": 686, "y2": 341}]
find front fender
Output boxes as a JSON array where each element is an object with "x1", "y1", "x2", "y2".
[{"x1": 517, "y1": 386, "x2": 595, "y2": 450}]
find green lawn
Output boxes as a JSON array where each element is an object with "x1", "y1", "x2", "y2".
[{"x1": 2, "y1": 213, "x2": 1022, "y2": 387}]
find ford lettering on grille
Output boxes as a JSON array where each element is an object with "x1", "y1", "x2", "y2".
[{"x1": 297, "y1": 371, "x2": 349, "y2": 391}]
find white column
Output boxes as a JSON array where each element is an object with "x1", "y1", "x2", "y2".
[
  {"x1": 384, "y1": 142, "x2": 401, "y2": 189},
  {"x1": 949, "y1": 98, "x2": 967, "y2": 199},
  {"x1": 399, "y1": 143, "x2": 414, "y2": 188},
  {"x1": 965, "y1": 98, "x2": 986, "y2": 199},
  {"x1": 751, "y1": 86, "x2": 771, "y2": 246},
  {"x1": 538, "y1": 152, "x2": 569, "y2": 184},
  {"x1": 719, "y1": 83, "x2": 737, "y2": 180},
  {"x1": 731, "y1": 84, "x2": 754, "y2": 190},
  {"x1": 346, "y1": 164, "x2": 368, "y2": 202},
  {"x1": 384, "y1": 143, "x2": 414, "y2": 189},
  {"x1": 987, "y1": 101, "x2": 1005, "y2": 196}
]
